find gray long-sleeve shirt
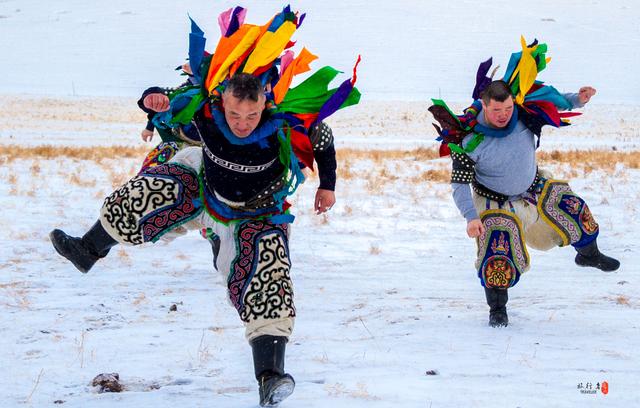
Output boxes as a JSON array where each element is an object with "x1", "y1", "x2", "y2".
[{"x1": 452, "y1": 93, "x2": 583, "y2": 221}]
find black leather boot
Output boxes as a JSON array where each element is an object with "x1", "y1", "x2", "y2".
[
  {"x1": 50, "y1": 221, "x2": 118, "y2": 273},
  {"x1": 575, "y1": 240, "x2": 620, "y2": 272},
  {"x1": 484, "y1": 287, "x2": 509, "y2": 327},
  {"x1": 251, "y1": 335, "x2": 295, "y2": 407}
]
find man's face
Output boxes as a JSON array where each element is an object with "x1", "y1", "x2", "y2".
[
  {"x1": 481, "y1": 97, "x2": 514, "y2": 129},
  {"x1": 222, "y1": 92, "x2": 265, "y2": 138}
]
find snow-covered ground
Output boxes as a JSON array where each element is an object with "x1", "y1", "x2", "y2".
[{"x1": 1, "y1": 1, "x2": 639, "y2": 407}]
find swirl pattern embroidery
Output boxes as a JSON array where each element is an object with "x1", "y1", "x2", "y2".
[
  {"x1": 228, "y1": 221, "x2": 295, "y2": 322},
  {"x1": 100, "y1": 164, "x2": 200, "y2": 244}
]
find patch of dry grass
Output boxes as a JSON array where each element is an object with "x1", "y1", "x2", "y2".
[
  {"x1": 4, "y1": 145, "x2": 639, "y2": 168},
  {"x1": 615, "y1": 295, "x2": 630, "y2": 306},
  {"x1": 0, "y1": 284, "x2": 31, "y2": 309},
  {"x1": 336, "y1": 147, "x2": 440, "y2": 162},
  {"x1": 29, "y1": 162, "x2": 41, "y2": 175},
  {"x1": 538, "y1": 150, "x2": 640, "y2": 169},
  {"x1": 324, "y1": 382, "x2": 381, "y2": 401},
  {"x1": 0, "y1": 145, "x2": 148, "y2": 163},
  {"x1": 117, "y1": 248, "x2": 131, "y2": 263},
  {"x1": 69, "y1": 173, "x2": 96, "y2": 188},
  {"x1": 0, "y1": 281, "x2": 26, "y2": 289},
  {"x1": 2, "y1": 146, "x2": 639, "y2": 191},
  {"x1": 0, "y1": 96, "x2": 144, "y2": 124},
  {"x1": 132, "y1": 293, "x2": 147, "y2": 306},
  {"x1": 409, "y1": 168, "x2": 450, "y2": 183}
]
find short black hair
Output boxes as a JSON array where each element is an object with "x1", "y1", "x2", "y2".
[
  {"x1": 224, "y1": 73, "x2": 263, "y2": 102},
  {"x1": 480, "y1": 80, "x2": 513, "y2": 104}
]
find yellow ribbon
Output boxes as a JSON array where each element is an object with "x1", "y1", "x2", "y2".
[
  {"x1": 510, "y1": 36, "x2": 538, "y2": 105},
  {"x1": 206, "y1": 25, "x2": 261, "y2": 94},
  {"x1": 243, "y1": 21, "x2": 297, "y2": 74}
]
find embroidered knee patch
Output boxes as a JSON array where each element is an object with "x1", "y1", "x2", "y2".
[
  {"x1": 138, "y1": 142, "x2": 181, "y2": 173},
  {"x1": 478, "y1": 210, "x2": 529, "y2": 289},
  {"x1": 228, "y1": 221, "x2": 295, "y2": 323},
  {"x1": 100, "y1": 163, "x2": 202, "y2": 244},
  {"x1": 537, "y1": 180, "x2": 599, "y2": 247}
]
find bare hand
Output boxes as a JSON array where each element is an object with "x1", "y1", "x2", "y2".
[
  {"x1": 314, "y1": 189, "x2": 336, "y2": 214},
  {"x1": 578, "y1": 86, "x2": 596, "y2": 104},
  {"x1": 467, "y1": 219, "x2": 486, "y2": 238},
  {"x1": 141, "y1": 128, "x2": 154, "y2": 142},
  {"x1": 143, "y1": 93, "x2": 170, "y2": 112}
]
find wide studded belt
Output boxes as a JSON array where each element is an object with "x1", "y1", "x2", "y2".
[{"x1": 472, "y1": 171, "x2": 543, "y2": 203}]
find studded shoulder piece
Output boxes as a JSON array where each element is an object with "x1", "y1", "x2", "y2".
[
  {"x1": 309, "y1": 122, "x2": 334, "y2": 153},
  {"x1": 450, "y1": 150, "x2": 475, "y2": 184}
]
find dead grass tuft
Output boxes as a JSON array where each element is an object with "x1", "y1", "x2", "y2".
[
  {"x1": 2, "y1": 286, "x2": 31, "y2": 309},
  {"x1": 29, "y1": 163, "x2": 41, "y2": 175},
  {"x1": 69, "y1": 173, "x2": 96, "y2": 188},
  {"x1": 0, "y1": 281, "x2": 26, "y2": 289},
  {"x1": 615, "y1": 295, "x2": 630, "y2": 306},
  {"x1": 117, "y1": 248, "x2": 130, "y2": 260},
  {"x1": 105, "y1": 167, "x2": 134, "y2": 189},
  {"x1": 133, "y1": 293, "x2": 147, "y2": 306},
  {"x1": 337, "y1": 160, "x2": 354, "y2": 180},
  {"x1": 325, "y1": 382, "x2": 380, "y2": 400},
  {"x1": 409, "y1": 168, "x2": 450, "y2": 183}
]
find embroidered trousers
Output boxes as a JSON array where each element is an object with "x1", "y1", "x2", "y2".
[
  {"x1": 472, "y1": 171, "x2": 600, "y2": 288},
  {"x1": 99, "y1": 147, "x2": 295, "y2": 341}
]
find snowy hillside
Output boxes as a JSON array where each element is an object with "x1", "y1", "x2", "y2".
[{"x1": 1, "y1": 0, "x2": 639, "y2": 102}]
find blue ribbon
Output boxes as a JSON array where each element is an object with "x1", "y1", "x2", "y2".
[
  {"x1": 188, "y1": 16, "x2": 206, "y2": 85},
  {"x1": 472, "y1": 107, "x2": 519, "y2": 138},
  {"x1": 211, "y1": 108, "x2": 283, "y2": 148}
]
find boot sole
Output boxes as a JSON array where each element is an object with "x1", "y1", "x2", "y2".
[
  {"x1": 489, "y1": 309, "x2": 509, "y2": 327},
  {"x1": 261, "y1": 377, "x2": 295, "y2": 407}
]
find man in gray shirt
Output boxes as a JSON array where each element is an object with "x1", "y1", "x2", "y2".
[{"x1": 448, "y1": 80, "x2": 619, "y2": 327}]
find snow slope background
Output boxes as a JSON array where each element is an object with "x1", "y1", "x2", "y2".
[
  {"x1": 1, "y1": 1, "x2": 639, "y2": 407},
  {"x1": 1, "y1": 0, "x2": 639, "y2": 102}
]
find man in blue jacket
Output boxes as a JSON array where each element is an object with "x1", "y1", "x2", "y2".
[{"x1": 450, "y1": 80, "x2": 619, "y2": 327}]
